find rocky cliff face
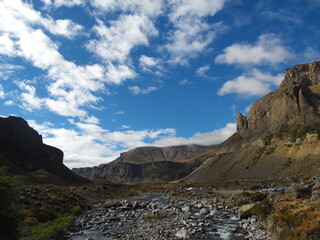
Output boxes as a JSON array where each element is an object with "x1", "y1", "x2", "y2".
[
  {"x1": 73, "y1": 145, "x2": 211, "y2": 183},
  {"x1": 183, "y1": 61, "x2": 320, "y2": 182},
  {"x1": 0, "y1": 116, "x2": 88, "y2": 184}
]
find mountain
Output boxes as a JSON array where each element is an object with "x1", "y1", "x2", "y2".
[
  {"x1": 0, "y1": 116, "x2": 89, "y2": 184},
  {"x1": 73, "y1": 145, "x2": 211, "y2": 183},
  {"x1": 182, "y1": 61, "x2": 320, "y2": 182}
]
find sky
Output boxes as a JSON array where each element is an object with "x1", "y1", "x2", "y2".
[{"x1": 0, "y1": 0, "x2": 320, "y2": 168}]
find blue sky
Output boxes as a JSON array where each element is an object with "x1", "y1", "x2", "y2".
[{"x1": 0, "y1": 0, "x2": 320, "y2": 168}]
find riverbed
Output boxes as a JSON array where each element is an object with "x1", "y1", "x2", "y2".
[{"x1": 66, "y1": 193, "x2": 269, "y2": 240}]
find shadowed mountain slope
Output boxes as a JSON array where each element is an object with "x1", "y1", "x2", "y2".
[
  {"x1": 0, "y1": 116, "x2": 89, "y2": 184},
  {"x1": 73, "y1": 145, "x2": 211, "y2": 183}
]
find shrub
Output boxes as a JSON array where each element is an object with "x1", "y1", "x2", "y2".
[
  {"x1": 249, "y1": 192, "x2": 268, "y2": 202},
  {"x1": 0, "y1": 168, "x2": 21, "y2": 240},
  {"x1": 251, "y1": 198, "x2": 273, "y2": 219}
]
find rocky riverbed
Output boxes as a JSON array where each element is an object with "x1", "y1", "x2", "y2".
[{"x1": 66, "y1": 193, "x2": 271, "y2": 240}]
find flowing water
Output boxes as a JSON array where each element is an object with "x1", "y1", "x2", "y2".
[{"x1": 67, "y1": 193, "x2": 247, "y2": 240}]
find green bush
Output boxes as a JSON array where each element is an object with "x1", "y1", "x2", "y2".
[
  {"x1": 249, "y1": 192, "x2": 268, "y2": 202},
  {"x1": 0, "y1": 168, "x2": 21, "y2": 240},
  {"x1": 251, "y1": 198, "x2": 273, "y2": 219}
]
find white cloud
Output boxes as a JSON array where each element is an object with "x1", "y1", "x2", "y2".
[
  {"x1": 90, "y1": 0, "x2": 163, "y2": 17},
  {"x1": 179, "y1": 79, "x2": 192, "y2": 86},
  {"x1": 139, "y1": 55, "x2": 159, "y2": 67},
  {"x1": 169, "y1": 0, "x2": 226, "y2": 20},
  {"x1": 196, "y1": 65, "x2": 210, "y2": 77},
  {"x1": 0, "y1": 0, "x2": 109, "y2": 117},
  {"x1": 4, "y1": 100, "x2": 14, "y2": 105},
  {"x1": 303, "y1": 47, "x2": 320, "y2": 63},
  {"x1": 28, "y1": 119, "x2": 177, "y2": 168},
  {"x1": 113, "y1": 111, "x2": 124, "y2": 115},
  {"x1": 128, "y1": 86, "x2": 157, "y2": 95},
  {"x1": 154, "y1": 123, "x2": 236, "y2": 147},
  {"x1": 0, "y1": 34, "x2": 16, "y2": 56},
  {"x1": 0, "y1": 0, "x2": 83, "y2": 39},
  {"x1": 218, "y1": 69, "x2": 284, "y2": 97},
  {"x1": 41, "y1": 18, "x2": 83, "y2": 39},
  {"x1": 0, "y1": 84, "x2": 4, "y2": 98},
  {"x1": 215, "y1": 34, "x2": 293, "y2": 65},
  {"x1": 50, "y1": 0, "x2": 84, "y2": 8},
  {"x1": 105, "y1": 64, "x2": 136, "y2": 85},
  {"x1": 0, "y1": 64, "x2": 24, "y2": 80},
  {"x1": 87, "y1": 16, "x2": 158, "y2": 63},
  {"x1": 139, "y1": 55, "x2": 163, "y2": 75},
  {"x1": 16, "y1": 81, "x2": 43, "y2": 110},
  {"x1": 165, "y1": 0, "x2": 227, "y2": 65}
]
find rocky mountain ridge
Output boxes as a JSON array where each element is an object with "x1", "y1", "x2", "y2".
[
  {"x1": 73, "y1": 145, "x2": 211, "y2": 183},
  {"x1": 0, "y1": 116, "x2": 88, "y2": 184},
  {"x1": 183, "y1": 61, "x2": 320, "y2": 182}
]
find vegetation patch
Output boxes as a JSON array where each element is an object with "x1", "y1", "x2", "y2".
[
  {"x1": 270, "y1": 200, "x2": 320, "y2": 240},
  {"x1": 252, "y1": 147, "x2": 266, "y2": 164},
  {"x1": 251, "y1": 198, "x2": 273, "y2": 219}
]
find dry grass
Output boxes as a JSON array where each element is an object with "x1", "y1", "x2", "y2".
[{"x1": 270, "y1": 200, "x2": 320, "y2": 240}]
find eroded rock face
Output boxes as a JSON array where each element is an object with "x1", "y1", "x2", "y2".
[
  {"x1": 183, "y1": 61, "x2": 320, "y2": 182},
  {"x1": 0, "y1": 116, "x2": 88, "y2": 184},
  {"x1": 237, "y1": 61, "x2": 320, "y2": 139},
  {"x1": 236, "y1": 113, "x2": 248, "y2": 130}
]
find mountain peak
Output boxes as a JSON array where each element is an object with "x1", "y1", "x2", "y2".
[{"x1": 280, "y1": 60, "x2": 320, "y2": 88}]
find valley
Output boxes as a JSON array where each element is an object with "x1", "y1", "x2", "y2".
[{"x1": 1, "y1": 61, "x2": 320, "y2": 240}]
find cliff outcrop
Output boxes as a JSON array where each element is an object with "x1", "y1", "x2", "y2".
[
  {"x1": 183, "y1": 61, "x2": 320, "y2": 182},
  {"x1": 0, "y1": 116, "x2": 88, "y2": 184}
]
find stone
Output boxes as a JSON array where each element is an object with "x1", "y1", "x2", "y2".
[
  {"x1": 182, "y1": 206, "x2": 191, "y2": 212},
  {"x1": 199, "y1": 208, "x2": 208, "y2": 215},
  {"x1": 239, "y1": 203, "x2": 255, "y2": 219},
  {"x1": 310, "y1": 190, "x2": 320, "y2": 203},
  {"x1": 175, "y1": 229, "x2": 190, "y2": 239}
]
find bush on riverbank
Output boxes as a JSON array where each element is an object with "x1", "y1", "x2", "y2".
[
  {"x1": 269, "y1": 200, "x2": 320, "y2": 240},
  {"x1": 0, "y1": 167, "x2": 21, "y2": 240}
]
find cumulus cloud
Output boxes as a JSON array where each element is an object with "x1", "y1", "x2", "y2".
[
  {"x1": 105, "y1": 64, "x2": 136, "y2": 85},
  {"x1": 165, "y1": 0, "x2": 227, "y2": 65},
  {"x1": 0, "y1": 0, "x2": 108, "y2": 117},
  {"x1": 215, "y1": 34, "x2": 293, "y2": 66},
  {"x1": 87, "y1": 16, "x2": 158, "y2": 63},
  {"x1": 28, "y1": 119, "x2": 177, "y2": 168},
  {"x1": 154, "y1": 123, "x2": 236, "y2": 147},
  {"x1": 218, "y1": 69, "x2": 284, "y2": 97},
  {"x1": 0, "y1": 34, "x2": 16, "y2": 56},
  {"x1": 128, "y1": 86, "x2": 157, "y2": 95},
  {"x1": 16, "y1": 81, "x2": 43, "y2": 111}
]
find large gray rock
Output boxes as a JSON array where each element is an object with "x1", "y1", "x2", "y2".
[
  {"x1": 239, "y1": 203, "x2": 255, "y2": 219},
  {"x1": 175, "y1": 229, "x2": 190, "y2": 239}
]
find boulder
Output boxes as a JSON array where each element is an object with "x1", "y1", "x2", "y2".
[
  {"x1": 239, "y1": 203, "x2": 255, "y2": 219},
  {"x1": 175, "y1": 229, "x2": 190, "y2": 239}
]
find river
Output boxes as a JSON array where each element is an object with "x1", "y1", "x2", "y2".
[{"x1": 66, "y1": 193, "x2": 264, "y2": 240}]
